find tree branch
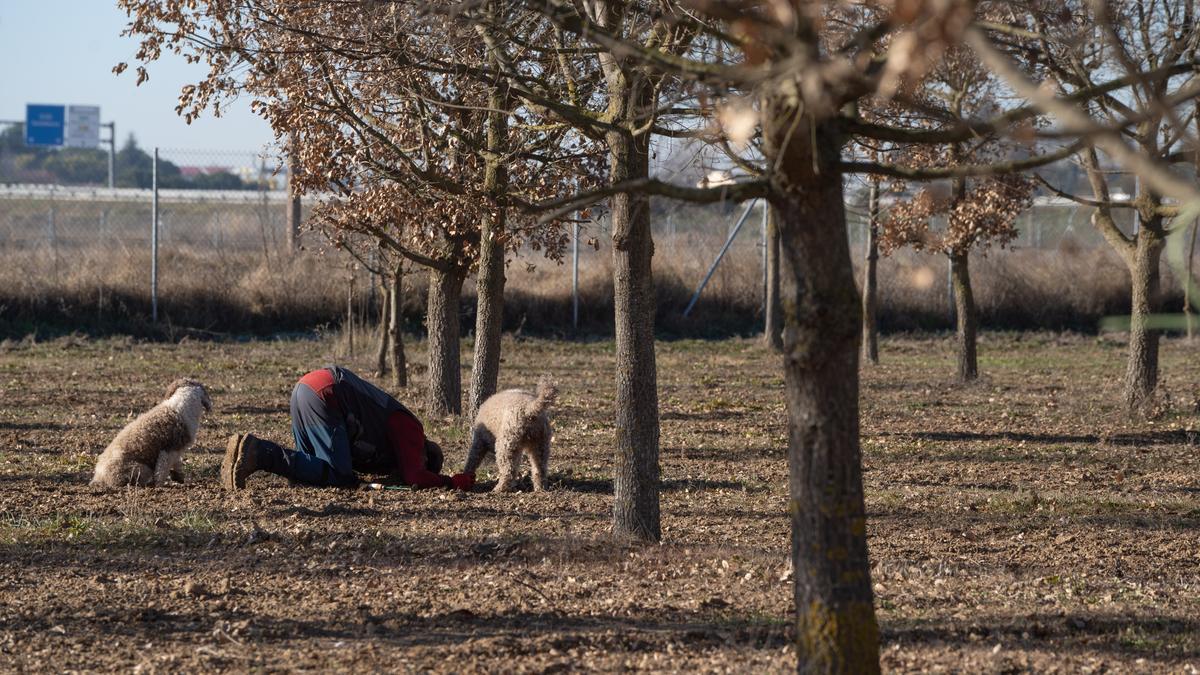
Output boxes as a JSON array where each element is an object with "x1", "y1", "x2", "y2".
[
  {"x1": 527, "y1": 177, "x2": 770, "y2": 224},
  {"x1": 841, "y1": 141, "x2": 1084, "y2": 180}
]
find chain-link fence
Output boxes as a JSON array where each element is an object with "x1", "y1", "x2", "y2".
[
  {"x1": 1, "y1": 145, "x2": 1195, "y2": 336},
  {"x1": 0, "y1": 147, "x2": 340, "y2": 333}
]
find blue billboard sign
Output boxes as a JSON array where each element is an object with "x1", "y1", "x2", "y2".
[{"x1": 26, "y1": 104, "x2": 66, "y2": 147}]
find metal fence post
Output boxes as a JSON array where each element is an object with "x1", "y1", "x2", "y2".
[
  {"x1": 760, "y1": 200, "x2": 768, "y2": 313},
  {"x1": 572, "y1": 219, "x2": 580, "y2": 330},
  {"x1": 48, "y1": 186, "x2": 58, "y2": 282},
  {"x1": 152, "y1": 147, "x2": 159, "y2": 323},
  {"x1": 287, "y1": 136, "x2": 301, "y2": 253},
  {"x1": 946, "y1": 256, "x2": 953, "y2": 322},
  {"x1": 684, "y1": 199, "x2": 758, "y2": 317},
  {"x1": 1133, "y1": 173, "x2": 1141, "y2": 235},
  {"x1": 104, "y1": 121, "x2": 116, "y2": 188}
]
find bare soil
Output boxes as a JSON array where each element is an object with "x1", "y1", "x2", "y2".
[{"x1": 1, "y1": 332, "x2": 1198, "y2": 673}]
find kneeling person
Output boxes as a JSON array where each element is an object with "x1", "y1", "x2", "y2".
[{"x1": 222, "y1": 366, "x2": 474, "y2": 491}]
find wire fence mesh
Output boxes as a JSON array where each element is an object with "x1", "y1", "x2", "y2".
[{"x1": 0, "y1": 145, "x2": 1195, "y2": 336}]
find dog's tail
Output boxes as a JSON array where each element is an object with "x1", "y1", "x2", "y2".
[{"x1": 516, "y1": 377, "x2": 557, "y2": 432}]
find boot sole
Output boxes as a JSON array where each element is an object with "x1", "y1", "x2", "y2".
[{"x1": 221, "y1": 434, "x2": 247, "y2": 491}]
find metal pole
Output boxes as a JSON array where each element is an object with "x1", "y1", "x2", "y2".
[
  {"x1": 572, "y1": 219, "x2": 580, "y2": 329},
  {"x1": 48, "y1": 187, "x2": 58, "y2": 282},
  {"x1": 152, "y1": 147, "x2": 159, "y2": 323},
  {"x1": 347, "y1": 271, "x2": 356, "y2": 357},
  {"x1": 287, "y1": 135, "x2": 301, "y2": 253},
  {"x1": 103, "y1": 122, "x2": 115, "y2": 188},
  {"x1": 760, "y1": 200, "x2": 768, "y2": 314},
  {"x1": 947, "y1": 256, "x2": 953, "y2": 323},
  {"x1": 1133, "y1": 173, "x2": 1141, "y2": 235},
  {"x1": 684, "y1": 199, "x2": 758, "y2": 317}
]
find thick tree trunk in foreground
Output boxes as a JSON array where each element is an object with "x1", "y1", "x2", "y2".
[
  {"x1": 1125, "y1": 227, "x2": 1164, "y2": 413},
  {"x1": 469, "y1": 92, "x2": 508, "y2": 418},
  {"x1": 764, "y1": 205, "x2": 783, "y2": 352},
  {"x1": 608, "y1": 127, "x2": 660, "y2": 542},
  {"x1": 767, "y1": 111, "x2": 880, "y2": 673},
  {"x1": 949, "y1": 252, "x2": 978, "y2": 382},
  {"x1": 425, "y1": 266, "x2": 465, "y2": 416},
  {"x1": 862, "y1": 181, "x2": 880, "y2": 365},
  {"x1": 390, "y1": 261, "x2": 407, "y2": 388}
]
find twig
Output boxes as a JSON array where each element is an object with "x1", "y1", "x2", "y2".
[{"x1": 510, "y1": 572, "x2": 554, "y2": 607}]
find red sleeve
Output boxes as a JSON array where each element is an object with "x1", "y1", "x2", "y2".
[{"x1": 386, "y1": 411, "x2": 451, "y2": 489}]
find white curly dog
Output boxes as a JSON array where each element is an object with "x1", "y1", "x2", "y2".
[
  {"x1": 91, "y1": 378, "x2": 212, "y2": 487},
  {"x1": 464, "y1": 379, "x2": 556, "y2": 492}
]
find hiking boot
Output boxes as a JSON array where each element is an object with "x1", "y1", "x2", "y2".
[{"x1": 221, "y1": 433, "x2": 261, "y2": 490}]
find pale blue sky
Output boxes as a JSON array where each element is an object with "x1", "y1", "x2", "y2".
[{"x1": 0, "y1": 2, "x2": 275, "y2": 152}]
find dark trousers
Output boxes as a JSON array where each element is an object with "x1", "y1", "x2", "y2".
[{"x1": 257, "y1": 381, "x2": 358, "y2": 487}]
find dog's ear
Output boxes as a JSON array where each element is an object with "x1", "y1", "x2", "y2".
[
  {"x1": 164, "y1": 378, "x2": 191, "y2": 399},
  {"x1": 165, "y1": 377, "x2": 207, "y2": 405}
]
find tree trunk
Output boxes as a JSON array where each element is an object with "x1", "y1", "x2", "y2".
[
  {"x1": 375, "y1": 280, "x2": 391, "y2": 377},
  {"x1": 765, "y1": 108, "x2": 880, "y2": 673},
  {"x1": 471, "y1": 214, "x2": 506, "y2": 417},
  {"x1": 1125, "y1": 227, "x2": 1164, "y2": 413},
  {"x1": 469, "y1": 83, "x2": 509, "y2": 418},
  {"x1": 425, "y1": 266, "x2": 464, "y2": 416},
  {"x1": 607, "y1": 127, "x2": 660, "y2": 542},
  {"x1": 949, "y1": 252, "x2": 978, "y2": 382},
  {"x1": 862, "y1": 180, "x2": 880, "y2": 365},
  {"x1": 764, "y1": 205, "x2": 783, "y2": 352},
  {"x1": 389, "y1": 261, "x2": 407, "y2": 388}
]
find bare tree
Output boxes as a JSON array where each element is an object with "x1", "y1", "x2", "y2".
[
  {"x1": 1024, "y1": 0, "x2": 1200, "y2": 412},
  {"x1": 117, "y1": 0, "x2": 584, "y2": 415},
  {"x1": 458, "y1": 1, "x2": 703, "y2": 541}
]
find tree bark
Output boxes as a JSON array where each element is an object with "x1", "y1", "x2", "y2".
[
  {"x1": 949, "y1": 252, "x2": 978, "y2": 382},
  {"x1": 764, "y1": 205, "x2": 783, "y2": 352},
  {"x1": 469, "y1": 80, "x2": 509, "y2": 418},
  {"x1": 765, "y1": 108, "x2": 880, "y2": 673},
  {"x1": 607, "y1": 126, "x2": 660, "y2": 542},
  {"x1": 390, "y1": 260, "x2": 407, "y2": 388},
  {"x1": 1125, "y1": 226, "x2": 1164, "y2": 413},
  {"x1": 376, "y1": 279, "x2": 391, "y2": 377},
  {"x1": 861, "y1": 180, "x2": 880, "y2": 365},
  {"x1": 425, "y1": 266, "x2": 465, "y2": 416}
]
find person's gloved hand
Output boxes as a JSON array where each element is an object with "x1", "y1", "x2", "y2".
[{"x1": 449, "y1": 472, "x2": 475, "y2": 491}]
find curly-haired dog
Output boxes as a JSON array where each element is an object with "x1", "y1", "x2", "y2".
[
  {"x1": 91, "y1": 378, "x2": 212, "y2": 487},
  {"x1": 464, "y1": 379, "x2": 556, "y2": 492}
]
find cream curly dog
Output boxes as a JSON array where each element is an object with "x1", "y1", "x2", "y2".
[
  {"x1": 464, "y1": 379, "x2": 556, "y2": 492},
  {"x1": 91, "y1": 378, "x2": 212, "y2": 487}
]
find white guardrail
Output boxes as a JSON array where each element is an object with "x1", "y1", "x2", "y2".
[
  {"x1": 0, "y1": 183, "x2": 1089, "y2": 208},
  {"x1": 0, "y1": 184, "x2": 294, "y2": 204}
]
